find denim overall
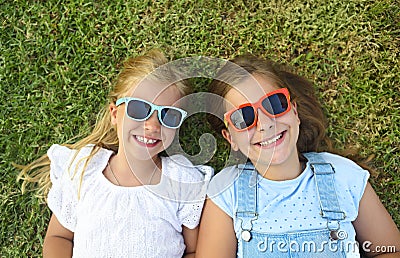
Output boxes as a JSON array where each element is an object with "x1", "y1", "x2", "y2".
[{"x1": 235, "y1": 153, "x2": 349, "y2": 257}]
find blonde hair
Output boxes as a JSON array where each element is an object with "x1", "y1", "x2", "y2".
[{"x1": 17, "y1": 49, "x2": 190, "y2": 200}]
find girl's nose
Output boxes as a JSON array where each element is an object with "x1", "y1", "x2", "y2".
[
  {"x1": 256, "y1": 109, "x2": 275, "y2": 131},
  {"x1": 144, "y1": 111, "x2": 161, "y2": 132}
]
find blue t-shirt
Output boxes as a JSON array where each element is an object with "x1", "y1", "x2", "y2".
[{"x1": 208, "y1": 152, "x2": 369, "y2": 243}]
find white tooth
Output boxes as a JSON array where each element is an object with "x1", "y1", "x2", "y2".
[
  {"x1": 136, "y1": 136, "x2": 157, "y2": 144},
  {"x1": 146, "y1": 138, "x2": 156, "y2": 144},
  {"x1": 259, "y1": 133, "x2": 282, "y2": 146}
]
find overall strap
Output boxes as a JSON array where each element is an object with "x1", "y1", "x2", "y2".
[
  {"x1": 235, "y1": 162, "x2": 258, "y2": 241},
  {"x1": 303, "y1": 152, "x2": 346, "y2": 238}
]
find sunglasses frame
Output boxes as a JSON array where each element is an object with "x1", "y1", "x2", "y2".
[
  {"x1": 224, "y1": 88, "x2": 291, "y2": 132},
  {"x1": 116, "y1": 97, "x2": 188, "y2": 129}
]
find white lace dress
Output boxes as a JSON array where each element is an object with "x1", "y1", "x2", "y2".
[{"x1": 47, "y1": 144, "x2": 213, "y2": 258}]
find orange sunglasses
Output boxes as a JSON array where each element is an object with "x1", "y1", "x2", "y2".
[{"x1": 224, "y1": 88, "x2": 291, "y2": 132}]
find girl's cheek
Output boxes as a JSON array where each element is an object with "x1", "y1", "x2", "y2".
[
  {"x1": 240, "y1": 129, "x2": 255, "y2": 141},
  {"x1": 161, "y1": 127, "x2": 176, "y2": 139},
  {"x1": 121, "y1": 119, "x2": 144, "y2": 134},
  {"x1": 233, "y1": 130, "x2": 253, "y2": 147}
]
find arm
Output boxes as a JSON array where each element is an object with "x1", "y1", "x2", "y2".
[
  {"x1": 195, "y1": 199, "x2": 237, "y2": 258},
  {"x1": 353, "y1": 182, "x2": 400, "y2": 257},
  {"x1": 43, "y1": 214, "x2": 74, "y2": 258},
  {"x1": 182, "y1": 226, "x2": 198, "y2": 258}
]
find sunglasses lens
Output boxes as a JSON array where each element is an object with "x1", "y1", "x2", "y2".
[
  {"x1": 160, "y1": 108, "x2": 183, "y2": 128},
  {"x1": 127, "y1": 100, "x2": 152, "y2": 120},
  {"x1": 230, "y1": 106, "x2": 255, "y2": 130},
  {"x1": 262, "y1": 93, "x2": 288, "y2": 115}
]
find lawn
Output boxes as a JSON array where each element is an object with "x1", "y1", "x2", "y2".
[{"x1": 1, "y1": 0, "x2": 399, "y2": 256}]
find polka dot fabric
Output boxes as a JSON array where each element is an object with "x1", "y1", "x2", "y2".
[{"x1": 208, "y1": 152, "x2": 369, "y2": 235}]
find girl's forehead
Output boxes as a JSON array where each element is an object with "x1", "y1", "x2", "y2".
[
  {"x1": 224, "y1": 74, "x2": 279, "y2": 106},
  {"x1": 128, "y1": 80, "x2": 181, "y2": 105}
]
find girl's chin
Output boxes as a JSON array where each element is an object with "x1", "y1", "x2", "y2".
[
  {"x1": 121, "y1": 142, "x2": 162, "y2": 160},
  {"x1": 248, "y1": 148, "x2": 293, "y2": 167}
]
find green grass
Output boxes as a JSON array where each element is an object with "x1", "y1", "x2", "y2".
[{"x1": 1, "y1": 0, "x2": 399, "y2": 256}]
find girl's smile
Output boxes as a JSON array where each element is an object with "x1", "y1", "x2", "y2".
[
  {"x1": 134, "y1": 135, "x2": 161, "y2": 147},
  {"x1": 254, "y1": 130, "x2": 287, "y2": 148}
]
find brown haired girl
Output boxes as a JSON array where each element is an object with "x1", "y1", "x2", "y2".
[{"x1": 196, "y1": 54, "x2": 399, "y2": 257}]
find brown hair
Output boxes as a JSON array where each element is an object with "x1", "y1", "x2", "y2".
[
  {"x1": 208, "y1": 54, "x2": 375, "y2": 173},
  {"x1": 17, "y1": 49, "x2": 190, "y2": 200}
]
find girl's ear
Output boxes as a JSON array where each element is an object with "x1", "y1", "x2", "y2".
[
  {"x1": 292, "y1": 102, "x2": 300, "y2": 124},
  {"x1": 292, "y1": 101, "x2": 298, "y2": 114},
  {"x1": 222, "y1": 129, "x2": 239, "y2": 151},
  {"x1": 109, "y1": 103, "x2": 118, "y2": 125}
]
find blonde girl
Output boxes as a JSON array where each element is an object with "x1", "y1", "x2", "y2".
[
  {"x1": 196, "y1": 54, "x2": 399, "y2": 257},
  {"x1": 19, "y1": 50, "x2": 212, "y2": 258}
]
